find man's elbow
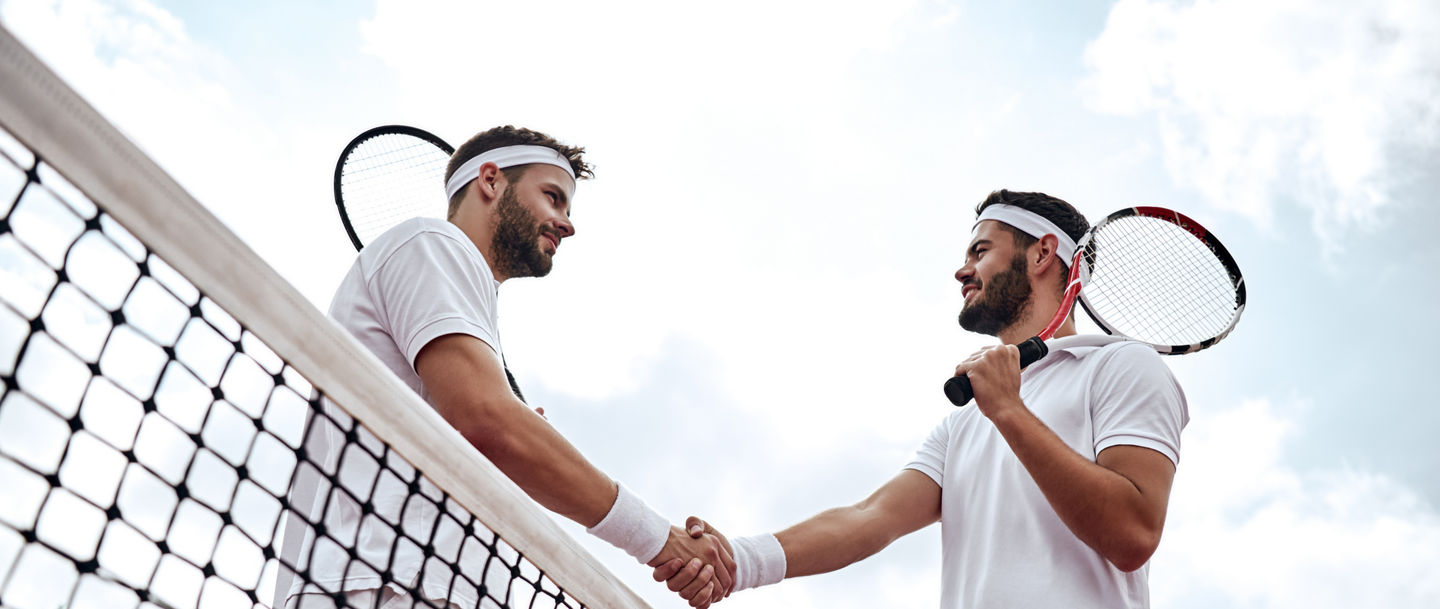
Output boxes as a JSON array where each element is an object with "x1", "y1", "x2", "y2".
[
  {"x1": 1104, "y1": 531, "x2": 1161, "y2": 573},
  {"x1": 441, "y1": 397, "x2": 529, "y2": 457},
  {"x1": 1108, "y1": 551, "x2": 1153, "y2": 573}
]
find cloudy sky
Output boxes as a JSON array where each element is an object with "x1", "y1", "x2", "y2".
[{"x1": 3, "y1": 0, "x2": 1439, "y2": 607}]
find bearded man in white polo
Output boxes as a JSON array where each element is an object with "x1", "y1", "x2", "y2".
[{"x1": 656, "y1": 189, "x2": 1188, "y2": 609}]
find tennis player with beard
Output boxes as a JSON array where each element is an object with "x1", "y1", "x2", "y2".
[
  {"x1": 282, "y1": 126, "x2": 734, "y2": 609},
  {"x1": 656, "y1": 190, "x2": 1188, "y2": 608}
]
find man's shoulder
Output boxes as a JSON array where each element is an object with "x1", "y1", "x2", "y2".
[
  {"x1": 362, "y1": 218, "x2": 485, "y2": 272},
  {"x1": 1047, "y1": 334, "x2": 1152, "y2": 361},
  {"x1": 1044, "y1": 335, "x2": 1172, "y2": 382},
  {"x1": 368, "y1": 217, "x2": 468, "y2": 251}
]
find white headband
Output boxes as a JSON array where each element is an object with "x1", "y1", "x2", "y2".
[
  {"x1": 444, "y1": 145, "x2": 578, "y2": 199},
  {"x1": 974, "y1": 204, "x2": 1078, "y2": 262}
]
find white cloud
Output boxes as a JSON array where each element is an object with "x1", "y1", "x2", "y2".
[
  {"x1": 1, "y1": 0, "x2": 357, "y2": 305},
  {"x1": 354, "y1": 0, "x2": 977, "y2": 411},
  {"x1": 359, "y1": 0, "x2": 934, "y2": 116},
  {"x1": 3, "y1": 0, "x2": 253, "y2": 196},
  {"x1": 1154, "y1": 397, "x2": 1440, "y2": 609},
  {"x1": 1081, "y1": 0, "x2": 1440, "y2": 247}
]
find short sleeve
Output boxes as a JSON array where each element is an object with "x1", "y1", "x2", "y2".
[
  {"x1": 1090, "y1": 343, "x2": 1188, "y2": 464},
  {"x1": 366, "y1": 229, "x2": 500, "y2": 369},
  {"x1": 905, "y1": 413, "x2": 955, "y2": 486}
]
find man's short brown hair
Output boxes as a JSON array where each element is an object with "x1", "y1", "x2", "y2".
[{"x1": 444, "y1": 126, "x2": 594, "y2": 218}]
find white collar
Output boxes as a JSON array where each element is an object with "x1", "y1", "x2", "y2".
[{"x1": 1043, "y1": 334, "x2": 1132, "y2": 359}]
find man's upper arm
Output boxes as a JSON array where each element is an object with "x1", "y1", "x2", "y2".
[
  {"x1": 415, "y1": 333, "x2": 523, "y2": 429},
  {"x1": 1091, "y1": 343, "x2": 1188, "y2": 465},
  {"x1": 867, "y1": 469, "x2": 943, "y2": 539},
  {"x1": 1088, "y1": 343, "x2": 1186, "y2": 557},
  {"x1": 367, "y1": 229, "x2": 501, "y2": 369},
  {"x1": 1095, "y1": 444, "x2": 1176, "y2": 513},
  {"x1": 369, "y1": 231, "x2": 519, "y2": 424}
]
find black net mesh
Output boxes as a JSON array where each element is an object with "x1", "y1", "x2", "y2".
[{"x1": 0, "y1": 122, "x2": 585, "y2": 608}]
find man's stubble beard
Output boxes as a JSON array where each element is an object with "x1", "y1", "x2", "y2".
[
  {"x1": 490, "y1": 187, "x2": 554, "y2": 279},
  {"x1": 957, "y1": 252, "x2": 1033, "y2": 336}
]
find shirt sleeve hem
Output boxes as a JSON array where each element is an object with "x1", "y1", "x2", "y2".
[
  {"x1": 1095, "y1": 435, "x2": 1179, "y2": 465},
  {"x1": 903, "y1": 462, "x2": 944, "y2": 487},
  {"x1": 404, "y1": 316, "x2": 500, "y2": 368}
]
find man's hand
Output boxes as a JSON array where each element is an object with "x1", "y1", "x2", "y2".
[
  {"x1": 954, "y1": 344, "x2": 1025, "y2": 420},
  {"x1": 650, "y1": 517, "x2": 734, "y2": 608}
]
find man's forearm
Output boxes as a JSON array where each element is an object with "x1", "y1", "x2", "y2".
[
  {"x1": 774, "y1": 505, "x2": 893, "y2": 577},
  {"x1": 453, "y1": 398, "x2": 617, "y2": 527},
  {"x1": 417, "y1": 335, "x2": 733, "y2": 604},
  {"x1": 775, "y1": 470, "x2": 942, "y2": 578}
]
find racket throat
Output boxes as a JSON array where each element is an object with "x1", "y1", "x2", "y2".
[{"x1": 1039, "y1": 282, "x2": 1083, "y2": 340}]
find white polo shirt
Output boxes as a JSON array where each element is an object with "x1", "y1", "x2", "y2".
[
  {"x1": 906, "y1": 335, "x2": 1188, "y2": 609},
  {"x1": 283, "y1": 218, "x2": 508, "y2": 607},
  {"x1": 330, "y1": 217, "x2": 504, "y2": 402}
]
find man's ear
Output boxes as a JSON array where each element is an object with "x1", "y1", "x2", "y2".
[
  {"x1": 474, "y1": 162, "x2": 506, "y2": 202},
  {"x1": 1031, "y1": 233, "x2": 1061, "y2": 275}
]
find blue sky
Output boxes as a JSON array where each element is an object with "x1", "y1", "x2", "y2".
[{"x1": 3, "y1": 0, "x2": 1438, "y2": 607}]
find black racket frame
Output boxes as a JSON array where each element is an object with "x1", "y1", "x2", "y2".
[{"x1": 333, "y1": 125, "x2": 455, "y2": 251}]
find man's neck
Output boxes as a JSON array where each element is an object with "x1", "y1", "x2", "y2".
[
  {"x1": 996, "y1": 296, "x2": 1075, "y2": 345},
  {"x1": 449, "y1": 217, "x2": 508, "y2": 283}
]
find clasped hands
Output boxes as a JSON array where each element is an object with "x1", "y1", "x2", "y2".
[{"x1": 648, "y1": 517, "x2": 734, "y2": 609}]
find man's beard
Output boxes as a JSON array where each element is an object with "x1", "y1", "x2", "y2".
[
  {"x1": 957, "y1": 252, "x2": 1032, "y2": 336},
  {"x1": 491, "y1": 187, "x2": 555, "y2": 279}
]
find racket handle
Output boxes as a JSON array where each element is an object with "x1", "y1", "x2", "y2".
[{"x1": 943, "y1": 337, "x2": 1050, "y2": 407}]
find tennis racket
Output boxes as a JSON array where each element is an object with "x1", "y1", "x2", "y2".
[
  {"x1": 334, "y1": 125, "x2": 455, "y2": 251},
  {"x1": 944, "y1": 206, "x2": 1245, "y2": 406}
]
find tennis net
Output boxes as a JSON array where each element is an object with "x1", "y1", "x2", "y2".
[{"x1": 0, "y1": 23, "x2": 647, "y2": 609}]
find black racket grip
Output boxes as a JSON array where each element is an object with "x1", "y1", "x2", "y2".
[{"x1": 943, "y1": 336, "x2": 1050, "y2": 406}]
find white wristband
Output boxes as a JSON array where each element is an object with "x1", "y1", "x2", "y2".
[
  {"x1": 586, "y1": 484, "x2": 670, "y2": 563},
  {"x1": 731, "y1": 534, "x2": 787, "y2": 592}
]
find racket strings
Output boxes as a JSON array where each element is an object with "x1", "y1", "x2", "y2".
[
  {"x1": 340, "y1": 134, "x2": 453, "y2": 245},
  {"x1": 1089, "y1": 232, "x2": 1232, "y2": 342},
  {"x1": 1090, "y1": 221, "x2": 1236, "y2": 342},
  {"x1": 1082, "y1": 215, "x2": 1240, "y2": 346}
]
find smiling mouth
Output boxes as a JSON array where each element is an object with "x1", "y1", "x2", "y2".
[
  {"x1": 962, "y1": 284, "x2": 980, "y2": 300},
  {"x1": 542, "y1": 233, "x2": 559, "y2": 251}
]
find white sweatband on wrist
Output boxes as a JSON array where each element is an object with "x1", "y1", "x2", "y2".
[
  {"x1": 585, "y1": 484, "x2": 670, "y2": 563},
  {"x1": 974, "y1": 203, "x2": 1078, "y2": 262},
  {"x1": 730, "y1": 534, "x2": 787, "y2": 592}
]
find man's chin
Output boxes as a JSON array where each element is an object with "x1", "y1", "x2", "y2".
[
  {"x1": 499, "y1": 258, "x2": 553, "y2": 279},
  {"x1": 957, "y1": 308, "x2": 1000, "y2": 336}
]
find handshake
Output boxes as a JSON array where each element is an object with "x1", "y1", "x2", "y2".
[
  {"x1": 587, "y1": 487, "x2": 785, "y2": 608},
  {"x1": 646, "y1": 517, "x2": 735, "y2": 608},
  {"x1": 650, "y1": 516, "x2": 789, "y2": 608}
]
